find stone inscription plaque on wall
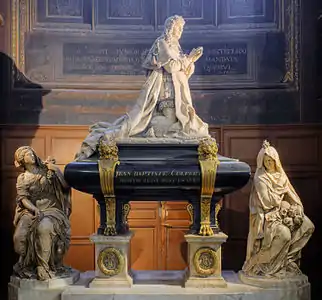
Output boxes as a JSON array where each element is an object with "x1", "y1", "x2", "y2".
[
  {"x1": 63, "y1": 42, "x2": 248, "y2": 76},
  {"x1": 190, "y1": 43, "x2": 248, "y2": 75},
  {"x1": 63, "y1": 43, "x2": 149, "y2": 75}
]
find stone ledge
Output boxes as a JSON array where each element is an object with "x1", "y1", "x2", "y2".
[
  {"x1": 90, "y1": 232, "x2": 134, "y2": 244},
  {"x1": 115, "y1": 137, "x2": 203, "y2": 145},
  {"x1": 61, "y1": 271, "x2": 310, "y2": 300}
]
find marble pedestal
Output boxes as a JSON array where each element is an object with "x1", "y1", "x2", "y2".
[
  {"x1": 184, "y1": 232, "x2": 228, "y2": 288},
  {"x1": 89, "y1": 232, "x2": 133, "y2": 288},
  {"x1": 8, "y1": 270, "x2": 80, "y2": 300}
]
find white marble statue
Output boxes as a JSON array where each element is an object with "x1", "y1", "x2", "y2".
[
  {"x1": 12, "y1": 146, "x2": 72, "y2": 280},
  {"x1": 242, "y1": 141, "x2": 314, "y2": 279},
  {"x1": 75, "y1": 15, "x2": 209, "y2": 160}
]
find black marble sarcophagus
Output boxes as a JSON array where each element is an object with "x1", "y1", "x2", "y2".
[{"x1": 64, "y1": 139, "x2": 251, "y2": 236}]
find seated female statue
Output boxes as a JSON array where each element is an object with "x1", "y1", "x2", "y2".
[
  {"x1": 75, "y1": 15, "x2": 209, "y2": 160},
  {"x1": 242, "y1": 141, "x2": 314, "y2": 278},
  {"x1": 13, "y1": 146, "x2": 71, "y2": 280}
]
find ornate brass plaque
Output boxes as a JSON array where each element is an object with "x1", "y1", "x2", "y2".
[
  {"x1": 193, "y1": 247, "x2": 218, "y2": 276},
  {"x1": 98, "y1": 247, "x2": 125, "y2": 276}
]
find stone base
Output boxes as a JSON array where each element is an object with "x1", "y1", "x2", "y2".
[
  {"x1": 184, "y1": 232, "x2": 228, "y2": 288},
  {"x1": 184, "y1": 275, "x2": 227, "y2": 288},
  {"x1": 8, "y1": 269, "x2": 80, "y2": 300},
  {"x1": 89, "y1": 275, "x2": 133, "y2": 288},
  {"x1": 61, "y1": 270, "x2": 311, "y2": 300},
  {"x1": 238, "y1": 270, "x2": 309, "y2": 289},
  {"x1": 90, "y1": 232, "x2": 133, "y2": 288}
]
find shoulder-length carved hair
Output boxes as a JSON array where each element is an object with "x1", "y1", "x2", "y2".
[{"x1": 163, "y1": 15, "x2": 185, "y2": 41}]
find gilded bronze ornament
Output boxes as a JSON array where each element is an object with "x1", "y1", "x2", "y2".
[
  {"x1": 198, "y1": 138, "x2": 219, "y2": 162},
  {"x1": 187, "y1": 203, "x2": 194, "y2": 226},
  {"x1": 98, "y1": 137, "x2": 119, "y2": 161},
  {"x1": 98, "y1": 138, "x2": 120, "y2": 236},
  {"x1": 97, "y1": 247, "x2": 124, "y2": 277},
  {"x1": 215, "y1": 201, "x2": 222, "y2": 230},
  {"x1": 122, "y1": 203, "x2": 131, "y2": 228},
  {"x1": 198, "y1": 138, "x2": 219, "y2": 236},
  {"x1": 193, "y1": 247, "x2": 218, "y2": 276}
]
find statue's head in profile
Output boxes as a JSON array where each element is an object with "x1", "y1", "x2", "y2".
[
  {"x1": 163, "y1": 15, "x2": 185, "y2": 41},
  {"x1": 14, "y1": 146, "x2": 42, "y2": 169}
]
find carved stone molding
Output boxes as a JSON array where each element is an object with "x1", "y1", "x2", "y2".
[
  {"x1": 282, "y1": 0, "x2": 300, "y2": 90},
  {"x1": 11, "y1": 0, "x2": 29, "y2": 71}
]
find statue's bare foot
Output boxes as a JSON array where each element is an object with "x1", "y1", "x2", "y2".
[{"x1": 37, "y1": 266, "x2": 51, "y2": 281}]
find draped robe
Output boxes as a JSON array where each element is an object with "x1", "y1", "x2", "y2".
[
  {"x1": 242, "y1": 147, "x2": 314, "y2": 277},
  {"x1": 76, "y1": 37, "x2": 209, "y2": 159}
]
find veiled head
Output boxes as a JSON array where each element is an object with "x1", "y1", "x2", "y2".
[
  {"x1": 163, "y1": 15, "x2": 185, "y2": 40},
  {"x1": 263, "y1": 154, "x2": 276, "y2": 173},
  {"x1": 256, "y1": 140, "x2": 283, "y2": 173},
  {"x1": 14, "y1": 146, "x2": 41, "y2": 169}
]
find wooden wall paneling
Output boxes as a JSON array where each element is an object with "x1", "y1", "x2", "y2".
[
  {"x1": 161, "y1": 201, "x2": 190, "y2": 270},
  {"x1": 222, "y1": 126, "x2": 275, "y2": 171},
  {"x1": 46, "y1": 126, "x2": 88, "y2": 165},
  {"x1": 286, "y1": 172, "x2": 322, "y2": 287},
  {"x1": 272, "y1": 126, "x2": 322, "y2": 173},
  {"x1": 221, "y1": 126, "x2": 267, "y2": 269},
  {"x1": 128, "y1": 202, "x2": 160, "y2": 270},
  {"x1": 64, "y1": 242, "x2": 95, "y2": 272},
  {"x1": 1, "y1": 127, "x2": 47, "y2": 172},
  {"x1": 220, "y1": 177, "x2": 252, "y2": 270},
  {"x1": 46, "y1": 126, "x2": 94, "y2": 270},
  {"x1": 63, "y1": 189, "x2": 96, "y2": 270},
  {"x1": 221, "y1": 178, "x2": 252, "y2": 240}
]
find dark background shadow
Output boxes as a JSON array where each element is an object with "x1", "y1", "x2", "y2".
[{"x1": 0, "y1": 51, "x2": 50, "y2": 298}]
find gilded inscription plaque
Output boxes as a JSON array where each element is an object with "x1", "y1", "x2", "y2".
[{"x1": 115, "y1": 170, "x2": 201, "y2": 185}]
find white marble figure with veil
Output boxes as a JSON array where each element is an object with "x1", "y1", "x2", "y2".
[
  {"x1": 240, "y1": 140, "x2": 314, "y2": 284},
  {"x1": 75, "y1": 15, "x2": 209, "y2": 160}
]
